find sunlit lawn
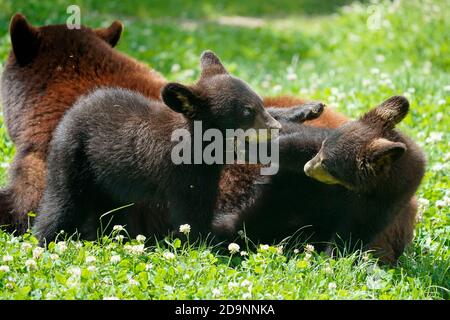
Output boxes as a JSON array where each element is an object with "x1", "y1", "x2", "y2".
[{"x1": 0, "y1": 0, "x2": 448, "y2": 299}]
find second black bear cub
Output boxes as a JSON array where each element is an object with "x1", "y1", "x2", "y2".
[
  {"x1": 214, "y1": 96, "x2": 425, "y2": 255},
  {"x1": 34, "y1": 51, "x2": 281, "y2": 243}
]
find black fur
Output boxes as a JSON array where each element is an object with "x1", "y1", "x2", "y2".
[
  {"x1": 33, "y1": 51, "x2": 282, "y2": 243},
  {"x1": 213, "y1": 96, "x2": 426, "y2": 254}
]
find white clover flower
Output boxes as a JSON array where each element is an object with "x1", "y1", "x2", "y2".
[
  {"x1": 242, "y1": 292, "x2": 252, "y2": 299},
  {"x1": 375, "y1": 54, "x2": 385, "y2": 63},
  {"x1": 87, "y1": 266, "x2": 97, "y2": 273},
  {"x1": 426, "y1": 132, "x2": 444, "y2": 144},
  {"x1": 55, "y1": 241, "x2": 67, "y2": 253},
  {"x1": 444, "y1": 85, "x2": 450, "y2": 92},
  {"x1": 0, "y1": 265, "x2": 10, "y2": 273},
  {"x1": 115, "y1": 235, "x2": 125, "y2": 242},
  {"x1": 328, "y1": 282, "x2": 337, "y2": 290},
  {"x1": 68, "y1": 267, "x2": 82, "y2": 277},
  {"x1": 305, "y1": 244, "x2": 315, "y2": 253},
  {"x1": 8, "y1": 237, "x2": 19, "y2": 244},
  {"x1": 293, "y1": 249, "x2": 300, "y2": 254},
  {"x1": 228, "y1": 243, "x2": 240, "y2": 254},
  {"x1": 113, "y1": 225, "x2": 124, "y2": 232},
  {"x1": 261, "y1": 80, "x2": 270, "y2": 89},
  {"x1": 418, "y1": 197, "x2": 430, "y2": 208},
  {"x1": 432, "y1": 163, "x2": 446, "y2": 171},
  {"x1": 179, "y1": 224, "x2": 191, "y2": 235},
  {"x1": 74, "y1": 242, "x2": 83, "y2": 249},
  {"x1": 50, "y1": 254, "x2": 59, "y2": 261},
  {"x1": 21, "y1": 242, "x2": 32, "y2": 251},
  {"x1": 33, "y1": 247, "x2": 45, "y2": 259},
  {"x1": 145, "y1": 263, "x2": 154, "y2": 271},
  {"x1": 299, "y1": 87, "x2": 309, "y2": 95},
  {"x1": 370, "y1": 68, "x2": 380, "y2": 75},
  {"x1": 240, "y1": 251, "x2": 248, "y2": 257},
  {"x1": 110, "y1": 255, "x2": 121, "y2": 264},
  {"x1": 237, "y1": 230, "x2": 245, "y2": 238},
  {"x1": 259, "y1": 244, "x2": 269, "y2": 251},
  {"x1": 129, "y1": 278, "x2": 139, "y2": 286},
  {"x1": 163, "y1": 252, "x2": 176, "y2": 260},
  {"x1": 103, "y1": 296, "x2": 120, "y2": 300},
  {"x1": 228, "y1": 282, "x2": 238, "y2": 290},
  {"x1": 287, "y1": 73, "x2": 297, "y2": 81},
  {"x1": 323, "y1": 267, "x2": 333, "y2": 274},
  {"x1": 273, "y1": 84, "x2": 282, "y2": 92},
  {"x1": 25, "y1": 259, "x2": 37, "y2": 269},
  {"x1": 212, "y1": 288, "x2": 221, "y2": 297},
  {"x1": 124, "y1": 244, "x2": 145, "y2": 255},
  {"x1": 304, "y1": 252, "x2": 312, "y2": 261},
  {"x1": 2, "y1": 255, "x2": 13, "y2": 263},
  {"x1": 171, "y1": 64, "x2": 181, "y2": 73},
  {"x1": 436, "y1": 112, "x2": 444, "y2": 120},
  {"x1": 136, "y1": 234, "x2": 146, "y2": 242},
  {"x1": 241, "y1": 280, "x2": 251, "y2": 287},
  {"x1": 276, "y1": 246, "x2": 283, "y2": 255},
  {"x1": 86, "y1": 256, "x2": 96, "y2": 264}
]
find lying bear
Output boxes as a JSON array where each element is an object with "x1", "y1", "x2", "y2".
[
  {"x1": 0, "y1": 13, "x2": 166, "y2": 232},
  {"x1": 213, "y1": 96, "x2": 426, "y2": 262}
]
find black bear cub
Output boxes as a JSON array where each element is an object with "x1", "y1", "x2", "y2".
[
  {"x1": 33, "y1": 51, "x2": 281, "y2": 243},
  {"x1": 214, "y1": 96, "x2": 426, "y2": 256},
  {"x1": 302, "y1": 96, "x2": 426, "y2": 253}
]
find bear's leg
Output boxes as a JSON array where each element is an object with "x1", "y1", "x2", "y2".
[
  {"x1": 0, "y1": 187, "x2": 14, "y2": 232},
  {"x1": 168, "y1": 185, "x2": 216, "y2": 240},
  {"x1": 33, "y1": 185, "x2": 83, "y2": 245},
  {"x1": 0, "y1": 150, "x2": 47, "y2": 234},
  {"x1": 369, "y1": 197, "x2": 417, "y2": 265},
  {"x1": 267, "y1": 102, "x2": 325, "y2": 123}
]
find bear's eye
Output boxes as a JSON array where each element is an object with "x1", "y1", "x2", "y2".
[{"x1": 242, "y1": 106, "x2": 255, "y2": 119}]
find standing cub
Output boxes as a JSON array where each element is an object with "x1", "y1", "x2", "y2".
[{"x1": 34, "y1": 51, "x2": 281, "y2": 242}]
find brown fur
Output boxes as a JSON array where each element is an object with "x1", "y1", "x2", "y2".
[{"x1": 0, "y1": 14, "x2": 166, "y2": 232}]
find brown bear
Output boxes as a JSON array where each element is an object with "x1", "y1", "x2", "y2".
[
  {"x1": 0, "y1": 13, "x2": 166, "y2": 232},
  {"x1": 0, "y1": 14, "x2": 417, "y2": 263}
]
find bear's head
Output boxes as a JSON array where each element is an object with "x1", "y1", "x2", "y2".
[
  {"x1": 304, "y1": 96, "x2": 416, "y2": 193},
  {"x1": 9, "y1": 13, "x2": 123, "y2": 66},
  {"x1": 161, "y1": 50, "x2": 281, "y2": 132}
]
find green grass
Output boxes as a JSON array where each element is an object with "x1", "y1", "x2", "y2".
[{"x1": 0, "y1": 0, "x2": 449, "y2": 299}]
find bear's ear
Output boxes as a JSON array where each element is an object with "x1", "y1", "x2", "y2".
[
  {"x1": 95, "y1": 21, "x2": 123, "y2": 47},
  {"x1": 161, "y1": 83, "x2": 202, "y2": 118},
  {"x1": 200, "y1": 50, "x2": 228, "y2": 78},
  {"x1": 362, "y1": 96, "x2": 409, "y2": 129},
  {"x1": 10, "y1": 13, "x2": 40, "y2": 66},
  {"x1": 367, "y1": 138, "x2": 407, "y2": 171}
]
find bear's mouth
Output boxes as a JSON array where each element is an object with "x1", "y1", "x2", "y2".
[{"x1": 304, "y1": 155, "x2": 352, "y2": 190}]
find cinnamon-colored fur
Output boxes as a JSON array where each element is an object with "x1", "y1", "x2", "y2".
[
  {"x1": 0, "y1": 15, "x2": 417, "y2": 263},
  {"x1": 0, "y1": 14, "x2": 166, "y2": 232}
]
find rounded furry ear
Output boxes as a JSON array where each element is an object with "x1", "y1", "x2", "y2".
[
  {"x1": 95, "y1": 21, "x2": 123, "y2": 47},
  {"x1": 10, "y1": 13, "x2": 40, "y2": 66},
  {"x1": 368, "y1": 138, "x2": 407, "y2": 170},
  {"x1": 200, "y1": 50, "x2": 228, "y2": 78},
  {"x1": 362, "y1": 96, "x2": 409, "y2": 129},
  {"x1": 161, "y1": 83, "x2": 200, "y2": 118}
]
